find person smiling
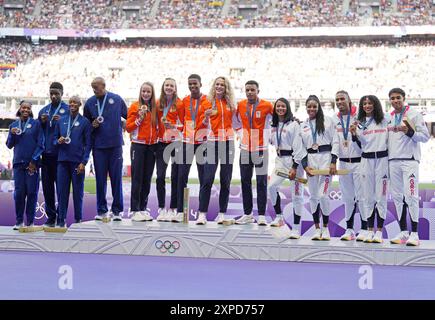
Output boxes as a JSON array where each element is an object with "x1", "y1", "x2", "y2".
[
  {"x1": 38, "y1": 82, "x2": 69, "y2": 228},
  {"x1": 350, "y1": 95, "x2": 389, "y2": 244},
  {"x1": 267, "y1": 98, "x2": 306, "y2": 238},
  {"x1": 300, "y1": 95, "x2": 338, "y2": 241},
  {"x1": 387, "y1": 88, "x2": 430, "y2": 246},
  {"x1": 54, "y1": 96, "x2": 91, "y2": 227},
  {"x1": 84, "y1": 77, "x2": 128, "y2": 222},
  {"x1": 6, "y1": 101, "x2": 44, "y2": 230},
  {"x1": 126, "y1": 82, "x2": 158, "y2": 222}
]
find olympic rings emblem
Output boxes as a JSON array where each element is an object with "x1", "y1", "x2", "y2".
[
  {"x1": 155, "y1": 240, "x2": 181, "y2": 254},
  {"x1": 329, "y1": 190, "x2": 342, "y2": 200}
]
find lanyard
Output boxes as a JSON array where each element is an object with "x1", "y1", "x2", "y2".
[
  {"x1": 163, "y1": 98, "x2": 173, "y2": 118},
  {"x1": 340, "y1": 113, "x2": 351, "y2": 140},
  {"x1": 66, "y1": 114, "x2": 79, "y2": 138},
  {"x1": 247, "y1": 100, "x2": 259, "y2": 129},
  {"x1": 49, "y1": 102, "x2": 63, "y2": 127},
  {"x1": 189, "y1": 95, "x2": 201, "y2": 126},
  {"x1": 276, "y1": 122, "x2": 285, "y2": 149},
  {"x1": 361, "y1": 117, "x2": 374, "y2": 130},
  {"x1": 19, "y1": 118, "x2": 31, "y2": 134},
  {"x1": 308, "y1": 119, "x2": 317, "y2": 145},
  {"x1": 97, "y1": 93, "x2": 108, "y2": 117},
  {"x1": 394, "y1": 106, "x2": 406, "y2": 126}
]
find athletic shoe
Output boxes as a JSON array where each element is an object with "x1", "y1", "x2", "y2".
[
  {"x1": 131, "y1": 211, "x2": 146, "y2": 222},
  {"x1": 390, "y1": 231, "x2": 409, "y2": 244},
  {"x1": 94, "y1": 214, "x2": 105, "y2": 221},
  {"x1": 270, "y1": 215, "x2": 285, "y2": 227},
  {"x1": 235, "y1": 214, "x2": 255, "y2": 225},
  {"x1": 140, "y1": 210, "x2": 153, "y2": 221},
  {"x1": 156, "y1": 208, "x2": 167, "y2": 222},
  {"x1": 257, "y1": 215, "x2": 268, "y2": 226},
  {"x1": 172, "y1": 212, "x2": 184, "y2": 223},
  {"x1": 74, "y1": 219, "x2": 82, "y2": 224},
  {"x1": 112, "y1": 213, "x2": 122, "y2": 222},
  {"x1": 196, "y1": 212, "x2": 207, "y2": 225},
  {"x1": 364, "y1": 231, "x2": 375, "y2": 243},
  {"x1": 289, "y1": 227, "x2": 300, "y2": 239},
  {"x1": 215, "y1": 213, "x2": 225, "y2": 224},
  {"x1": 311, "y1": 228, "x2": 322, "y2": 241},
  {"x1": 372, "y1": 231, "x2": 383, "y2": 243},
  {"x1": 13, "y1": 223, "x2": 23, "y2": 230},
  {"x1": 356, "y1": 230, "x2": 368, "y2": 242},
  {"x1": 321, "y1": 227, "x2": 331, "y2": 241},
  {"x1": 406, "y1": 232, "x2": 420, "y2": 246},
  {"x1": 340, "y1": 229, "x2": 356, "y2": 241}
]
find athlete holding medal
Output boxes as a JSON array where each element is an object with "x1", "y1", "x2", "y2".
[
  {"x1": 300, "y1": 95, "x2": 339, "y2": 241},
  {"x1": 54, "y1": 96, "x2": 91, "y2": 227},
  {"x1": 332, "y1": 91, "x2": 366, "y2": 242},
  {"x1": 84, "y1": 77, "x2": 128, "y2": 222},
  {"x1": 38, "y1": 82, "x2": 69, "y2": 228}
]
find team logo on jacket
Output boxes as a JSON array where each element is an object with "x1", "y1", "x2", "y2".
[
  {"x1": 74, "y1": 122, "x2": 80, "y2": 126},
  {"x1": 59, "y1": 108, "x2": 65, "y2": 114},
  {"x1": 109, "y1": 98, "x2": 115, "y2": 104}
]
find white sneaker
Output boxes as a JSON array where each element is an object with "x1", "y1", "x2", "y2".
[
  {"x1": 289, "y1": 226, "x2": 300, "y2": 239},
  {"x1": 235, "y1": 214, "x2": 255, "y2": 225},
  {"x1": 172, "y1": 212, "x2": 184, "y2": 223},
  {"x1": 112, "y1": 213, "x2": 122, "y2": 221},
  {"x1": 406, "y1": 232, "x2": 420, "y2": 246},
  {"x1": 270, "y1": 215, "x2": 285, "y2": 227},
  {"x1": 321, "y1": 227, "x2": 330, "y2": 241},
  {"x1": 140, "y1": 210, "x2": 153, "y2": 221},
  {"x1": 340, "y1": 229, "x2": 356, "y2": 241},
  {"x1": 390, "y1": 231, "x2": 409, "y2": 244},
  {"x1": 215, "y1": 213, "x2": 225, "y2": 224},
  {"x1": 131, "y1": 211, "x2": 145, "y2": 222},
  {"x1": 166, "y1": 209, "x2": 177, "y2": 221},
  {"x1": 156, "y1": 208, "x2": 168, "y2": 221},
  {"x1": 356, "y1": 230, "x2": 368, "y2": 242},
  {"x1": 94, "y1": 214, "x2": 104, "y2": 221},
  {"x1": 196, "y1": 212, "x2": 207, "y2": 225},
  {"x1": 257, "y1": 215, "x2": 268, "y2": 226},
  {"x1": 364, "y1": 231, "x2": 375, "y2": 243},
  {"x1": 311, "y1": 228, "x2": 322, "y2": 241},
  {"x1": 13, "y1": 223, "x2": 24, "y2": 230},
  {"x1": 372, "y1": 230, "x2": 383, "y2": 243}
]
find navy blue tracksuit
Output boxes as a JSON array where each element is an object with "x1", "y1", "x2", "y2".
[
  {"x1": 54, "y1": 113, "x2": 92, "y2": 224},
  {"x1": 84, "y1": 92, "x2": 127, "y2": 216},
  {"x1": 6, "y1": 118, "x2": 44, "y2": 225},
  {"x1": 38, "y1": 101, "x2": 69, "y2": 223}
]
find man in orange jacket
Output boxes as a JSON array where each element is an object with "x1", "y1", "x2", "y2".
[{"x1": 233, "y1": 80, "x2": 273, "y2": 225}]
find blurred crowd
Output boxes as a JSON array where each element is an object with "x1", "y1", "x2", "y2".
[
  {"x1": 0, "y1": 0, "x2": 433, "y2": 29},
  {"x1": 0, "y1": 37, "x2": 434, "y2": 100}
]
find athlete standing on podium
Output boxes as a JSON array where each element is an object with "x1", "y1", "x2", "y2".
[
  {"x1": 233, "y1": 80, "x2": 273, "y2": 226},
  {"x1": 7, "y1": 101, "x2": 44, "y2": 229},
  {"x1": 54, "y1": 96, "x2": 91, "y2": 227},
  {"x1": 332, "y1": 91, "x2": 366, "y2": 242},
  {"x1": 267, "y1": 98, "x2": 306, "y2": 238},
  {"x1": 84, "y1": 77, "x2": 128, "y2": 221},
  {"x1": 38, "y1": 82, "x2": 69, "y2": 228},
  {"x1": 300, "y1": 95, "x2": 338, "y2": 241},
  {"x1": 387, "y1": 88, "x2": 430, "y2": 246}
]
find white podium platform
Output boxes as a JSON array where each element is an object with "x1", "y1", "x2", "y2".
[{"x1": 1, "y1": 220, "x2": 435, "y2": 267}]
